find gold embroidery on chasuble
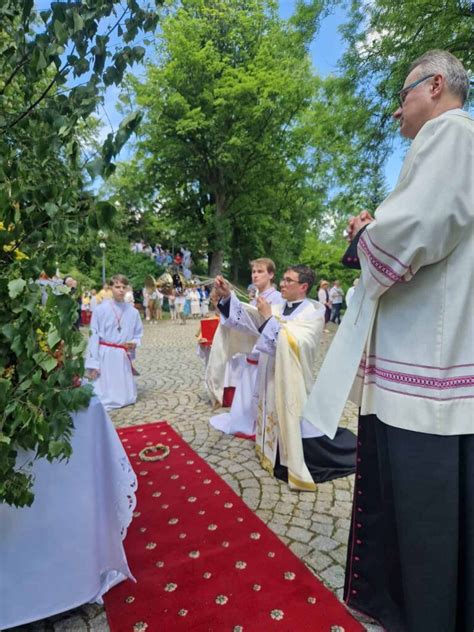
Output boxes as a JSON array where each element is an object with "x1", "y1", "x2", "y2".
[{"x1": 255, "y1": 444, "x2": 274, "y2": 475}]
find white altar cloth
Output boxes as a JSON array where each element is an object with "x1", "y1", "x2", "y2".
[{"x1": 0, "y1": 397, "x2": 137, "y2": 630}]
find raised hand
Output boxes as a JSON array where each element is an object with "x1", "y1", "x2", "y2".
[
  {"x1": 346, "y1": 210, "x2": 374, "y2": 242},
  {"x1": 213, "y1": 275, "x2": 231, "y2": 299},
  {"x1": 256, "y1": 296, "x2": 272, "y2": 320}
]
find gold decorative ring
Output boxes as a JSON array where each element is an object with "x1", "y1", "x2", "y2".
[{"x1": 139, "y1": 444, "x2": 170, "y2": 462}]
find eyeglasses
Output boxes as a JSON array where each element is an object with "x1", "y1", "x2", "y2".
[
  {"x1": 397, "y1": 74, "x2": 435, "y2": 107},
  {"x1": 280, "y1": 277, "x2": 303, "y2": 285}
]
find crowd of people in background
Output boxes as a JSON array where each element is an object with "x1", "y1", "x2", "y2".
[
  {"x1": 130, "y1": 241, "x2": 193, "y2": 279},
  {"x1": 38, "y1": 268, "x2": 357, "y2": 330}
]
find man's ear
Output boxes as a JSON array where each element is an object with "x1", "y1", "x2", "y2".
[{"x1": 431, "y1": 74, "x2": 444, "y2": 99}]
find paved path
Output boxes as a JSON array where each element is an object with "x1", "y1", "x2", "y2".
[{"x1": 12, "y1": 319, "x2": 382, "y2": 632}]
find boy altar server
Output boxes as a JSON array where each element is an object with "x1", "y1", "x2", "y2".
[
  {"x1": 86, "y1": 274, "x2": 143, "y2": 410},
  {"x1": 209, "y1": 257, "x2": 283, "y2": 437},
  {"x1": 213, "y1": 265, "x2": 356, "y2": 491}
]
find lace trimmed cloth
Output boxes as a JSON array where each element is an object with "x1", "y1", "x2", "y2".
[{"x1": 0, "y1": 396, "x2": 137, "y2": 629}]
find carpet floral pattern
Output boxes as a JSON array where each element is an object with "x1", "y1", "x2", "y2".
[{"x1": 104, "y1": 422, "x2": 363, "y2": 632}]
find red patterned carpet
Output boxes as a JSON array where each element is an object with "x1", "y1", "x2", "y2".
[{"x1": 104, "y1": 422, "x2": 363, "y2": 632}]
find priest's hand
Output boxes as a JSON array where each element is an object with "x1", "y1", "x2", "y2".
[
  {"x1": 214, "y1": 275, "x2": 231, "y2": 299},
  {"x1": 346, "y1": 210, "x2": 374, "y2": 242},
  {"x1": 256, "y1": 296, "x2": 272, "y2": 320}
]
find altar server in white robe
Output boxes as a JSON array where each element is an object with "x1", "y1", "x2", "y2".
[
  {"x1": 86, "y1": 274, "x2": 143, "y2": 410},
  {"x1": 303, "y1": 51, "x2": 473, "y2": 632},
  {"x1": 213, "y1": 265, "x2": 357, "y2": 491},
  {"x1": 209, "y1": 258, "x2": 283, "y2": 437}
]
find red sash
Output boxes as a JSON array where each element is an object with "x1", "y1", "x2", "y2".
[{"x1": 99, "y1": 341, "x2": 139, "y2": 376}]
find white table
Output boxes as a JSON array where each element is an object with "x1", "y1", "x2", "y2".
[{"x1": 0, "y1": 397, "x2": 137, "y2": 630}]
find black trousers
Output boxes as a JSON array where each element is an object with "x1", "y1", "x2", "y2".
[
  {"x1": 274, "y1": 428, "x2": 357, "y2": 484},
  {"x1": 344, "y1": 414, "x2": 474, "y2": 632}
]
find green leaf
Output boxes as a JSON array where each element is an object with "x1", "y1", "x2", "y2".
[
  {"x1": 8, "y1": 279, "x2": 26, "y2": 299},
  {"x1": 72, "y1": 12, "x2": 84, "y2": 33},
  {"x1": 45, "y1": 202, "x2": 59, "y2": 218},
  {"x1": 53, "y1": 20, "x2": 68, "y2": 44},
  {"x1": 47, "y1": 328, "x2": 61, "y2": 348}
]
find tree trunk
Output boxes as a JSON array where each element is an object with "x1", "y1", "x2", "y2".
[
  {"x1": 209, "y1": 250, "x2": 224, "y2": 277},
  {"x1": 208, "y1": 182, "x2": 226, "y2": 277}
]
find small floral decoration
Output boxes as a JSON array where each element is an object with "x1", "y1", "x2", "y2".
[
  {"x1": 146, "y1": 441, "x2": 153, "y2": 446},
  {"x1": 189, "y1": 550, "x2": 200, "y2": 558},
  {"x1": 125, "y1": 596, "x2": 135, "y2": 604},
  {"x1": 203, "y1": 572, "x2": 212, "y2": 579},
  {"x1": 224, "y1": 502, "x2": 233, "y2": 509},
  {"x1": 252, "y1": 584, "x2": 261, "y2": 592},
  {"x1": 152, "y1": 491, "x2": 161, "y2": 497},
  {"x1": 188, "y1": 496, "x2": 197, "y2": 503},
  {"x1": 208, "y1": 524, "x2": 218, "y2": 531},
  {"x1": 146, "y1": 542, "x2": 157, "y2": 550},
  {"x1": 198, "y1": 510, "x2": 206, "y2": 515},
  {"x1": 130, "y1": 452, "x2": 137, "y2": 457},
  {"x1": 137, "y1": 428, "x2": 144, "y2": 432},
  {"x1": 270, "y1": 610, "x2": 284, "y2": 621},
  {"x1": 165, "y1": 465, "x2": 170, "y2": 470},
  {"x1": 221, "y1": 541, "x2": 230, "y2": 548},
  {"x1": 233, "y1": 627, "x2": 243, "y2": 632},
  {"x1": 155, "y1": 561, "x2": 165, "y2": 568},
  {"x1": 330, "y1": 627, "x2": 345, "y2": 632},
  {"x1": 180, "y1": 485, "x2": 186, "y2": 490},
  {"x1": 235, "y1": 561, "x2": 247, "y2": 569},
  {"x1": 164, "y1": 583, "x2": 178, "y2": 592},
  {"x1": 133, "y1": 511, "x2": 141, "y2": 518},
  {"x1": 307, "y1": 597, "x2": 317, "y2": 605},
  {"x1": 196, "y1": 468, "x2": 202, "y2": 473},
  {"x1": 178, "y1": 609, "x2": 188, "y2": 617},
  {"x1": 237, "y1": 517, "x2": 244, "y2": 523},
  {"x1": 168, "y1": 518, "x2": 179, "y2": 525},
  {"x1": 171, "y1": 474, "x2": 179, "y2": 480},
  {"x1": 250, "y1": 532, "x2": 261, "y2": 540},
  {"x1": 133, "y1": 622, "x2": 148, "y2": 631},
  {"x1": 215, "y1": 595, "x2": 229, "y2": 605},
  {"x1": 172, "y1": 444, "x2": 180, "y2": 449},
  {"x1": 161, "y1": 503, "x2": 169, "y2": 509},
  {"x1": 186, "y1": 460, "x2": 195, "y2": 465},
  {"x1": 139, "y1": 471, "x2": 148, "y2": 476},
  {"x1": 284, "y1": 571, "x2": 296, "y2": 581},
  {"x1": 203, "y1": 479, "x2": 212, "y2": 485},
  {"x1": 179, "y1": 533, "x2": 187, "y2": 539},
  {"x1": 267, "y1": 551, "x2": 276, "y2": 558},
  {"x1": 140, "y1": 527, "x2": 147, "y2": 533},
  {"x1": 159, "y1": 431, "x2": 166, "y2": 435}
]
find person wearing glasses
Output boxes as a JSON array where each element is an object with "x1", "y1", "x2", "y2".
[
  {"x1": 304, "y1": 50, "x2": 473, "y2": 631},
  {"x1": 212, "y1": 265, "x2": 356, "y2": 491}
]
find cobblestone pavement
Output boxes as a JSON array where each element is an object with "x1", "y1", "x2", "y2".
[{"x1": 12, "y1": 319, "x2": 382, "y2": 632}]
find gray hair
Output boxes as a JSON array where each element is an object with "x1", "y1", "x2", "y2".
[{"x1": 409, "y1": 50, "x2": 470, "y2": 105}]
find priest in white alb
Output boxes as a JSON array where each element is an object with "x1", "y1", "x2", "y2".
[
  {"x1": 86, "y1": 274, "x2": 143, "y2": 410},
  {"x1": 213, "y1": 265, "x2": 357, "y2": 491},
  {"x1": 303, "y1": 51, "x2": 473, "y2": 631}
]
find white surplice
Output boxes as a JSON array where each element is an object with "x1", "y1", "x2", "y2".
[
  {"x1": 209, "y1": 287, "x2": 283, "y2": 435},
  {"x1": 86, "y1": 300, "x2": 143, "y2": 410},
  {"x1": 304, "y1": 109, "x2": 474, "y2": 438}
]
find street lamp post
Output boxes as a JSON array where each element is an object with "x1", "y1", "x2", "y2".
[
  {"x1": 169, "y1": 228, "x2": 177, "y2": 257},
  {"x1": 98, "y1": 231, "x2": 108, "y2": 285}
]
